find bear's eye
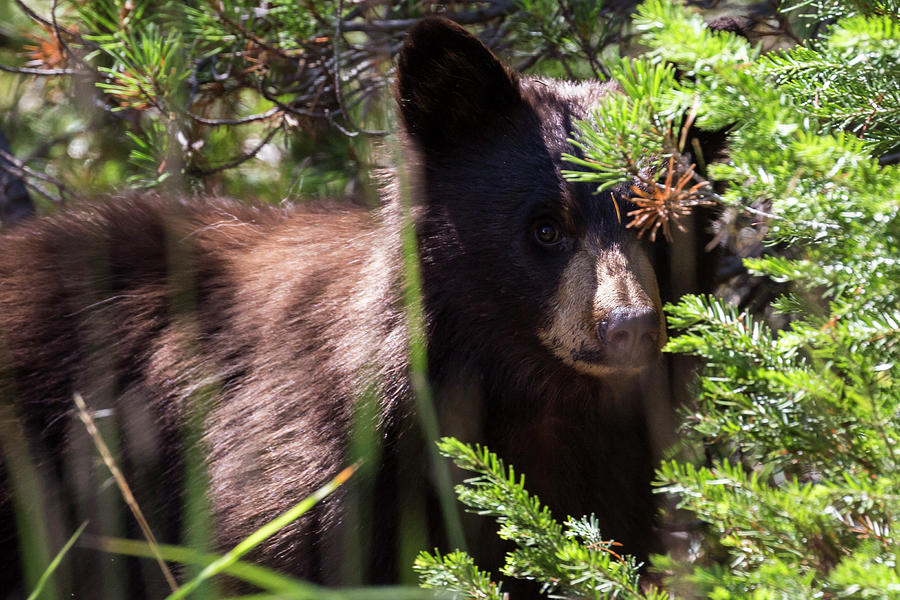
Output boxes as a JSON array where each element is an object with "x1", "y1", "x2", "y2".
[{"x1": 533, "y1": 219, "x2": 563, "y2": 246}]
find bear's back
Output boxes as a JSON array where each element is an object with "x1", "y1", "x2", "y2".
[
  {"x1": 0, "y1": 194, "x2": 380, "y2": 414},
  {"x1": 0, "y1": 195, "x2": 403, "y2": 592}
]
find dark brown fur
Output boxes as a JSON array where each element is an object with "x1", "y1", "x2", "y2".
[{"x1": 0, "y1": 18, "x2": 670, "y2": 598}]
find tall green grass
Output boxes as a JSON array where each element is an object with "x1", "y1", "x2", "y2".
[{"x1": 2, "y1": 130, "x2": 464, "y2": 600}]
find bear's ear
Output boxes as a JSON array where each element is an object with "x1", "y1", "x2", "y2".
[{"x1": 397, "y1": 17, "x2": 521, "y2": 150}]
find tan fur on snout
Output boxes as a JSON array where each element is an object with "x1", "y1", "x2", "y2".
[{"x1": 538, "y1": 241, "x2": 666, "y2": 378}]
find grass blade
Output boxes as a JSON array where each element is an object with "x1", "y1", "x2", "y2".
[
  {"x1": 165, "y1": 464, "x2": 357, "y2": 600},
  {"x1": 26, "y1": 522, "x2": 88, "y2": 600},
  {"x1": 100, "y1": 536, "x2": 439, "y2": 599}
]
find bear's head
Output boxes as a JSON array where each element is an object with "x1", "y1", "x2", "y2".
[{"x1": 397, "y1": 18, "x2": 665, "y2": 380}]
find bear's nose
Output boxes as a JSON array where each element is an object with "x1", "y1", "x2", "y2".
[{"x1": 597, "y1": 307, "x2": 660, "y2": 364}]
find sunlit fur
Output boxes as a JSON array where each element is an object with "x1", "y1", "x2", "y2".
[{"x1": 538, "y1": 242, "x2": 666, "y2": 377}]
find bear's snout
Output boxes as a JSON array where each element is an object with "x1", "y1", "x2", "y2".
[{"x1": 597, "y1": 306, "x2": 660, "y2": 366}]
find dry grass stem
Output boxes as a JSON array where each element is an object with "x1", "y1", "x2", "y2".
[{"x1": 73, "y1": 392, "x2": 179, "y2": 591}]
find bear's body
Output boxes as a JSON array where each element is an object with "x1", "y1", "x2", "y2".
[{"x1": 0, "y1": 18, "x2": 668, "y2": 597}]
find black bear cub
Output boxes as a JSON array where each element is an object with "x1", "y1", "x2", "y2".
[{"x1": 0, "y1": 17, "x2": 667, "y2": 597}]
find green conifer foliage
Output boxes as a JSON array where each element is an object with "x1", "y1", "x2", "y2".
[
  {"x1": 0, "y1": 0, "x2": 627, "y2": 201},
  {"x1": 572, "y1": 0, "x2": 900, "y2": 596},
  {"x1": 420, "y1": 0, "x2": 900, "y2": 597},
  {"x1": 414, "y1": 438, "x2": 669, "y2": 599}
]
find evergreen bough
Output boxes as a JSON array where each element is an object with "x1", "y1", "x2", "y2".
[
  {"x1": 627, "y1": 4, "x2": 900, "y2": 593},
  {"x1": 0, "y1": 0, "x2": 629, "y2": 198},
  {"x1": 420, "y1": 0, "x2": 900, "y2": 597},
  {"x1": 414, "y1": 438, "x2": 667, "y2": 600}
]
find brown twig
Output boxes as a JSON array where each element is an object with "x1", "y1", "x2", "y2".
[
  {"x1": 0, "y1": 148, "x2": 77, "y2": 203},
  {"x1": 210, "y1": 0, "x2": 297, "y2": 63},
  {"x1": 341, "y1": 1, "x2": 515, "y2": 32},
  {"x1": 187, "y1": 121, "x2": 283, "y2": 177},
  {"x1": 186, "y1": 105, "x2": 283, "y2": 126},
  {"x1": 0, "y1": 62, "x2": 81, "y2": 76},
  {"x1": 14, "y1": 0, "x2": 57, "y2": 30},
  {"x1": 49, "y1": 0, "x2": 99, "y2": 77},
  {"x1": 330, "y1": 0, "x2": 388, "y2": 137},
  {"x1": 555, "y1": 0, "x2": 610, "y2": 80}
]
